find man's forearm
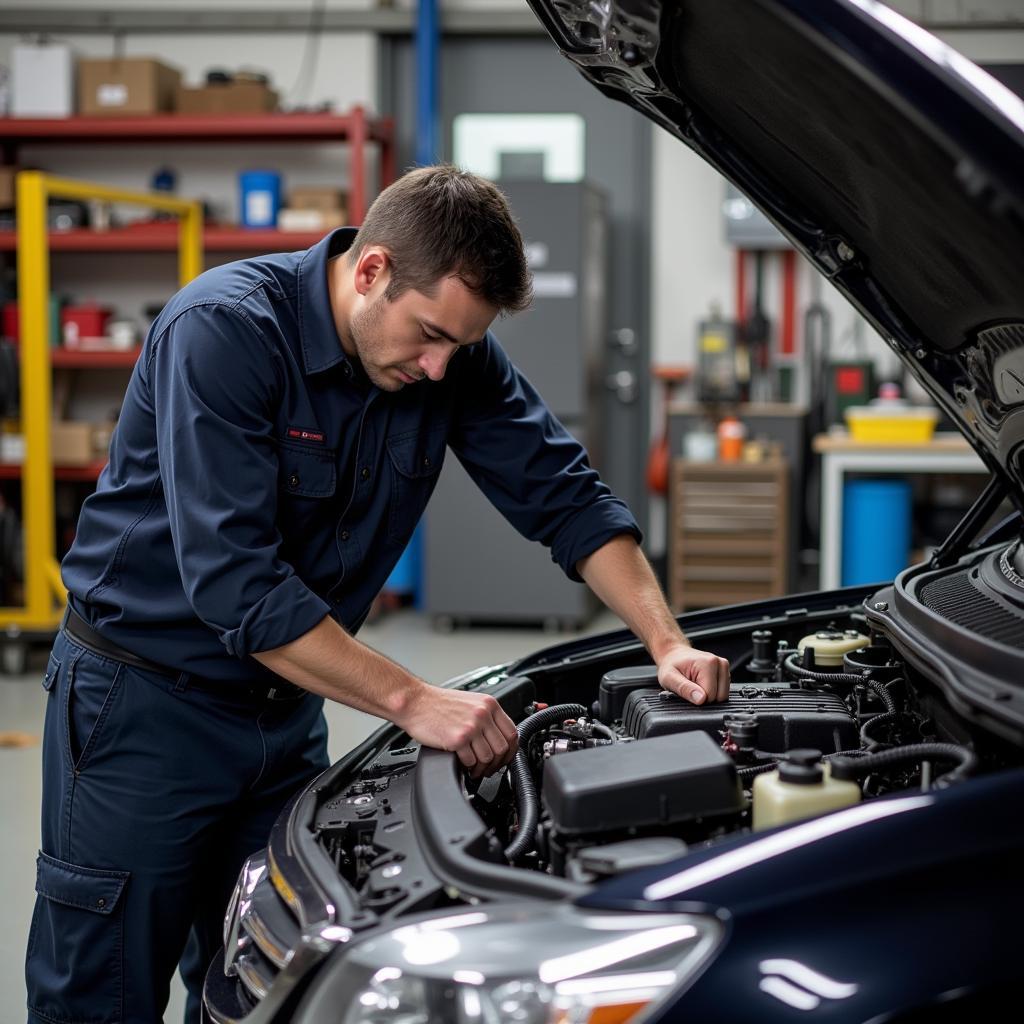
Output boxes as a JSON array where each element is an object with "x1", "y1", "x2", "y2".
[
  {"x1": 252, "y1": 615, "x2": 520, "y2": 776},
  {"x1": 252, "y1": 614, "x2": 424, "y2": 720},
  {"x1": 576, "y1": 534, "x2": 688, "y2": 659},
  {"x1": 577, "y1": 535, "x2": 731, "y2": 704}
]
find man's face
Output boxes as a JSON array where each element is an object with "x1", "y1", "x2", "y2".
[{"x1": 349, "y1": 273, "x2": 499, "y2": 393}]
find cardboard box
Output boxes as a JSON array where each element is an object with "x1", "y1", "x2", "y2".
[
  {"x1": 51, "y1": 422, "x2": 94, "y2": 466},
  {"x1": 50, "y1": 420, "x2": 117, "y2": 466},
  {"x1": 78, "y1": 58, "x2": 181, "y2": 116},
  {"x1": 278, "y1": 208, "x2": 348, "y2": 233},
  {"x1": 0, "y1": 167, "x2": 17, "y2": 210},
  {"x1": 176, "y1": 81, "x2": 278, "y2": 115},
  {"x1": 12, "y1": 43, "x2": 74, "y2": 118},
  {"x1": 288, "y1": 186, "x2": 346, "y2": 215}
]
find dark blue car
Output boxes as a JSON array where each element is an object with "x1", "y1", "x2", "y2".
[{"x1": 203, "y1": 2, "x2": 1024, "y2": 1020}]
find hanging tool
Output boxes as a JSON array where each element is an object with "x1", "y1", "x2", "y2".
[{"x1": 646, "y1": 365, "x2": 691, "y2": 495}]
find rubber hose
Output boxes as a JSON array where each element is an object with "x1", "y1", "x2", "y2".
[
  {"x1": 518, "y1": 703, "x2": 589, "y2": 742},
  {"x1": 831, "y1": 743, "x2": 977, "y2": 787},
  {"x1": 504, "y1": 751, "x2": 537, "y2": 862},
  {"x1": 857, "y1": 678, "x2": 897, "y2": 743},
  {"x1": 504, "y1": 703, "x2": 588, "y2": 862},
  {"x1": 739, "y1": 746, "x2": 869, "y2": 780},
  {"x1": 857, "y1": 677, "x2": 898, "y2": 745},
  {"x1": 867, "y1": 679, "x2": 897, "y2": 714},
  {"x1": 591, "y1": 721, "x2": 617, "y2": 742},
  {"x1": 823, "y1": 749, "x2": 870, "y2": 761},
  {"x1": 783, "y1": 652, "x2": 862, "y2": 686}
]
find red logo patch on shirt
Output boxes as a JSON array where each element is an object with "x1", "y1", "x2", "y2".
[{"x1": 287, "y1": 427, "x2": 326, "y2": 444}]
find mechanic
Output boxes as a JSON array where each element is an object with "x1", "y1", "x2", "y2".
[{"x1": 26, "y1": 165, "x2": 730, "y2": 1024}]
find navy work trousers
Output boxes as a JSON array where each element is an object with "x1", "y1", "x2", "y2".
[{"x1": 25, "y1": 628, "x2": 329, "y2": 1024}]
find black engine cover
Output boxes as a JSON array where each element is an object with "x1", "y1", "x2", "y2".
[
  {"x1": 622, "y1": 684, "x2": 858, "y2": 754},
  {"x1": 543, "y1": 731, "x2": 742, "y2": 835}
]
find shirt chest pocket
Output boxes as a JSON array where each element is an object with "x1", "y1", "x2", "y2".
[
  {"x1": 278, "y1": 444, "x2": 337, "y2": 499},
  {"x1": 386, "y1": 426, "x2": 446, "y2": 546}
]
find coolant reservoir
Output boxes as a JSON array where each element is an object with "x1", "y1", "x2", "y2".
[
  {"x1": 797, "y1": 628, "x2": 869, "y2": 667},
  {"x1": 752, "y1": 749, "x2": 861, "y2": 831}
]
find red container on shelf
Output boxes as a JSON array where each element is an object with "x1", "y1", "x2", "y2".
[
  {"x1": 61, "y1": 304, "x2": 112, "y2": 347},
  {"x1": 2, "y1": 302, "x2": 17, "y2": 342}
]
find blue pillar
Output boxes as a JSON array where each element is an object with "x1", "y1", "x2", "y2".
[
  {"x1": 384, "y1": 0, "x2": 440, "y2": 607},
  {"x1": 415, "y1": 0, "x2": 440, "y2": 167}
]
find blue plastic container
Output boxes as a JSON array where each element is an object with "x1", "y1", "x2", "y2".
[
  {"x1": 239, "y1": 170, "x2": 282, "y2": 228},
  {"x1": 841, "y1": 478, "x2": 912, "y2": 586},
  {"x1": 384, "y1": 522, "x2": 423, "y2": 606}
]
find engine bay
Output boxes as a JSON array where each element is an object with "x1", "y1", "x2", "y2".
[{"x1": 311, "y1": 593, "x2": 1022, "y2": 911}]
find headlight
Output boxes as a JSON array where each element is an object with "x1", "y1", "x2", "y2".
[{"x1": 302, "y1": 903, "x2": 724, "y2": 1023}]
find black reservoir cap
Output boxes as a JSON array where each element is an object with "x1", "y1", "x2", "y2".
[{"x1": 778, "y1": 748, "x2": 824, "y2": 786}]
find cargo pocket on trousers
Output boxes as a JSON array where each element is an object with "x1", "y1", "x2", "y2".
[{"x1": 26, "y1": 851, "x2": 129, "y2": 1023}]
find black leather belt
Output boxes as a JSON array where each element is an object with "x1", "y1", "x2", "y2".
[
  {"x1": 62, "y1": 607, "x2": 306, "y2": 701},
  {"x1": 64, "y1": 607, "x2": 177, "y2": 677}
]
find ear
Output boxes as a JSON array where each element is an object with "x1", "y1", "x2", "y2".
[{"x1": 353, "y1": 246, "x2": 391, "y2": 297}]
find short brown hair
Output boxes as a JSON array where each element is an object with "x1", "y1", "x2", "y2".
[{"x1": 348, "y1": 165, "x2": 532, "y2": 315}]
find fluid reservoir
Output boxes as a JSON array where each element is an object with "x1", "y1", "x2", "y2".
[
  {"x1": 797, "y1": 628, "x2": 869, "y2": 668},
  {"x1": 752, "y1": 749, "x2": 861, "y2": 831}
]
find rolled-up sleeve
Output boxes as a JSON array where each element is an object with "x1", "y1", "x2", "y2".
[
  {"x1": 148, "y1": 303, "x2": 330, "y2": 656},
  {"x1": 449, "y1": 333, "x2": 642, "y2": 582}
]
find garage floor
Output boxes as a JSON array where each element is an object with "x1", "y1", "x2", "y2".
[{"x1": 0, "y1": 608, "x2": 619, "y2": 1021}]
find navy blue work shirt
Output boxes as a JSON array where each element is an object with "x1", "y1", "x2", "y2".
[{"x1": 62, "y1": 228, "x2": 641, "y2": 684}]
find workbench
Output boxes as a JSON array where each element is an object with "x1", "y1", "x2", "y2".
[{"x1": 813, "y1": 432, "x2": 987, "y2": 589}]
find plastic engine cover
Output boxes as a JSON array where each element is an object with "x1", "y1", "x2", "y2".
[
  {"x1": 622, "y1": 685, "x2": 858, "y2": 753},
  {"x1": 542, "y1": 731, "x2": 742, "y2": 835}
]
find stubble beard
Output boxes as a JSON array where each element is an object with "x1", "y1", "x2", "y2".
[{"x1": 349, "y1": 295, "x2": 405, "y2": 392}]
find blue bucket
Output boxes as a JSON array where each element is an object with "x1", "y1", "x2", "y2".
[
  {"x1": 841, "y1": 478, "x2": 912, "y2": 586},
  {"x1": 239, "y1": 170, "x2": 282, "y2": 228}
]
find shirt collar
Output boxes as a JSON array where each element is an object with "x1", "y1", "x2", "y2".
[{"x1": 296, "y1": 226, "x2": 358, "y2": 375}]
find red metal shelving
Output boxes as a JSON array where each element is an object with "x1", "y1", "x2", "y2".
[
  {"x1": 0, "y1": 226, "x2": 325, "y2": 253},
  {"x1": 50, "y1": 347, "x2": 142, "y2": 368},
  {"x1": 0, "y1": 107, "x2": 396, "y2": 223},
  {"x1": 0, "y1": 111, "x2": 393, "y2": 144},
  {"x1": 0, "y1": 461, "x2": 106, "y2": 481}
]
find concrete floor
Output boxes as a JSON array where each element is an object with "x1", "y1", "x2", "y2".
[{"x1": 0, "y1": 608, "x2": 618, "y2": 1023}]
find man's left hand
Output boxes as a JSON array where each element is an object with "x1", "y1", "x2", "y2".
[{"x1": 656, "y1": 643, "x2": 731, "y2": 705}]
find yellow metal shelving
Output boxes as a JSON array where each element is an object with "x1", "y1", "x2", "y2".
[{"x1": 2, "y1": 172, "x2": 202, "y2": 649}]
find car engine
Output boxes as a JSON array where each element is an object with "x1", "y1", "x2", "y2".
[{"x1": 463, "y1": 619, "x2": 995, "y2": 882}]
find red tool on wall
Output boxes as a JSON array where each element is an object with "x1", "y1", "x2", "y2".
[{"x1": 646, "y1": 364, "x2": 691, "y2": 496}]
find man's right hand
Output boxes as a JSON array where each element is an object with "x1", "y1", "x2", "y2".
[
  {"x1": 398, "y1": 684, "x2": 519, "y2": 778},
  {"x1": 253, "y1": 617, "x2": 519, "y2": 778}
]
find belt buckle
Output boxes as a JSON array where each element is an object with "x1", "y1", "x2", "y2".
[{"x1": 266, "y1": 683, "x2": 300, "y2": 701}]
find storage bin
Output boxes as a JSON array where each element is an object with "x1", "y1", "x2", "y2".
[
  {"x1": 841, "y1": 478, "x2": 911, "y2": 585},
  {"x1": 239, "y1": 170, "x2": 282, "y2": 228},
  {"x1": 845, "y1": 406, "x2": 938, "y2": 443}
]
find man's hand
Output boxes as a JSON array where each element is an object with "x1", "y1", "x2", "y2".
[
  {"x1": 656, "y1": 642, "x2": 731, "y2": 705},
  {"x1": 575, "y1": 536, "x2": 731, "y2": 706},
  {"x1": 397, "y1": 685, "x2": 519, "y2": 779},
  {"x1": 253, "y1": 617, "x2": 518, "y2": 778}
]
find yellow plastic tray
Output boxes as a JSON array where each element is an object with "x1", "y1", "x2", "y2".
[{"x1": 844, "y1": 406, "x2": 938, "y2": 443}]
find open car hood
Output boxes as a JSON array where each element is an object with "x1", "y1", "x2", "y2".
[{"x1": 527, "y1": 0, "x2": 1024, "y2": 513}]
